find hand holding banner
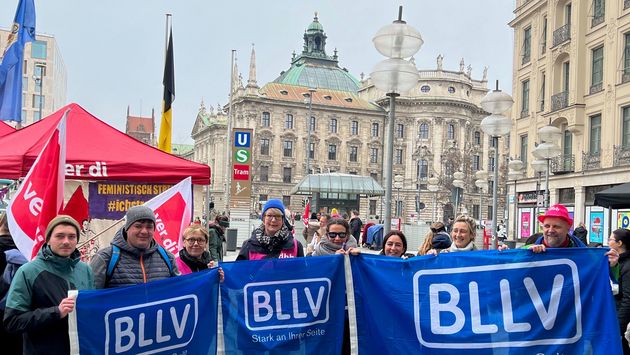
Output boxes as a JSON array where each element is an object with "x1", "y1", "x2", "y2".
[{"x1": 6, "y1": 114, "x2": 66, "y2": 259}]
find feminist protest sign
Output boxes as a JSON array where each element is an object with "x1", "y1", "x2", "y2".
[
  {"x1": 220, "y1": 255, "x2": 346, "y2": 354},
  {"x1": 350, "y1": 249, "x2": 621, "y2": 354},
  {"x1": 69, "y1": 268, "x2": 219, "y2": 355}
]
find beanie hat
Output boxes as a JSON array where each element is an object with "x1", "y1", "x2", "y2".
[
  {"x1": 432, "y1": 232, "x2": 452, "y2": 250},
  {"x1": 261, "y1": 199, "x2": 285, "y2": 219},
  {"x1": 124, "y1": 205, "x2": 156, "y2": 231},
  {"x1": 45, "y1": 215, "x2": 81, "y2": 242},
  {"x1": 538, "y1": 204, "x2": 573, "y2": 226}
]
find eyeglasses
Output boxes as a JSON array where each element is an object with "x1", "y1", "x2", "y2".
[
  {"x1": 327, "y1": 232, "x2": 347, "y2": 239},
  {"x1": 185, "y1": 238, "x2": 207, "y2": 245},
  {"x1": 264, "y1": 214, "x2": 283, "y2": 221}
]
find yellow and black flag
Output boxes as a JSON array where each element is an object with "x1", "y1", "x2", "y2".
[{"x1": 158, "y1": 28, "x2": 174, "y2": 153}]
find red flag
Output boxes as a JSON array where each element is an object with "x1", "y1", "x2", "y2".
[
  {"x1": 302, "y1": 199, "x2": 310, "y2": 227},
  {"x1": 62, "y1": 186, "x2": 89, "y2": 228},
  {"x1": 143, "y1": 177, "x2": 192, "y2": 258},
  {"x1": 7, "y1": 114, "x2": 67, "y2": 260}
]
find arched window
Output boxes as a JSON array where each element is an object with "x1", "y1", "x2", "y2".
[
  {"x1": 447, "y1": 124, "x2": 455, "y2": 140},
  {"x1": 418, "y1": 159, "x2": 428, "y2": 179},
  {"x1": 419, "y1": 123, "x2": 429, "y2": 139}
]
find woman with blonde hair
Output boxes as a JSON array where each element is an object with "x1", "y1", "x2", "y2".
[
  {"x1": 177, "y1": 224, "x2": 213, "y2": 275},
  {"x1": 428, "y1": 215, "x2": 478, "y2": 255}
]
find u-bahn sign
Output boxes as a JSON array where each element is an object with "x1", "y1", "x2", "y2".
[{"x1": 231, "y1": 129, "x2": 253, "y2": 201}]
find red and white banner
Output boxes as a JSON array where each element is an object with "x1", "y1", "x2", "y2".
[
  {"x1": 302, "y1": 199, "x2": 310, "y2": 227},
  {"x1": 143, "y1": 177, "x2": 192, "y2": 258},
  {"x1": 7, "y1": 115, "x2": 67, "y2": 260}
]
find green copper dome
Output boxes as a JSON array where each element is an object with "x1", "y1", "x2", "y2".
[{"x1": 273, "y1": 13, "x2": 360, "y2": 93}]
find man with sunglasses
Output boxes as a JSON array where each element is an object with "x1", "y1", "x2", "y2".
[{"x1": 237, "y1": 199, "x2": 304, "y2": 260}]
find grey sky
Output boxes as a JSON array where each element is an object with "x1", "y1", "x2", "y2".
[{"x1": 1, "y1": 0, "x2": 514, "y2": 144}]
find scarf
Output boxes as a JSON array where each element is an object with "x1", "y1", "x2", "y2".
[
  {"x1": 179, "y1": 248, "x2": 211, "y2": 272},
  {"x1": 313, "y1": 235, "x2": 358, "y2": 256},
  {"x1": 254, "y1": 223, "x2": 291, "y2": 252},
  {"x1": 448, "y1": 241, "x2": 477, "y2": 252}
]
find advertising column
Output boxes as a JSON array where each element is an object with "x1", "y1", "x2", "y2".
[{"x1": 230, "y1": 129, "x2": 253, "y2": 246}]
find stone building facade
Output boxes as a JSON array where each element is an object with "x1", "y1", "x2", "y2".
[{"x1": 509, "y1": 0, "x2": 630, "y2": 242}]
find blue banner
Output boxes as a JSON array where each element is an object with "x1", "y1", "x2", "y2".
[
  {"x1": 69, "y1": 268, "x2": 219, "y2": 355},
  {"x1": 350, "y1": 249, "x2": 621, "y2": 354},
  {"x1": 0, "y1": 0, "x2": 35, "y2": 122},
  {"x1": 220, "y1": 255, "x2": 346, "y2": 354}
]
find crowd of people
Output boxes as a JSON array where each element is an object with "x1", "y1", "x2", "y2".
[{"x1": 0, "y1": 199, "x2": 627, "y2": 354}]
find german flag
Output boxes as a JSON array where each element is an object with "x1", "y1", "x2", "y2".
[{"x1": 158, "y1": 29, "x2": 174, "y2": 153}]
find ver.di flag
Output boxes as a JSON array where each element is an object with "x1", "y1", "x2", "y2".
[
  {"x1": 158, "y1": 27, "x2": 174, "y2": 153},
  {"x1": 6, "y1": 113, "x2": 66, "y2": 259},
  {"x1": 350, "y1": 249, "x2": 621, "y2": 354},
  {"x1": 0, "y1": 0, "x2": 36, "y2": 122},
  {"x1": 143, "y1": 176, "x2": 191, "y2": 258}
]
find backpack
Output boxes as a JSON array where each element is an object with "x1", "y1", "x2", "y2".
[
  {"x1": 0, "y1": 249, "x2": 27, "y2": 309},
  {"x1": 105, "y1": 245, "x2": 173, "y2": 284}
]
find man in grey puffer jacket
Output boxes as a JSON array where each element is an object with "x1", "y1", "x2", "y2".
[{"x1": 90, "y1": 205, "x2": 179, "y2": 288}]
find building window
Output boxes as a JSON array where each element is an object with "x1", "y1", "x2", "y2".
[
  {"x1": 563, "y1": 61, "x2": 570, "y2": 92},
  {"x1": 309, "y1": 142, "x2": 315, "y2": 159},
  {"x1": 625, "y1": 33, "x2": 630, "y2": 82},
  {"x1": 421, "y1": 85, "x2": 431, "y2": 93},
  {"x1": 349, "y1": 146, "x2": 358, "y2": 162},
  {"x1": 448, "y1": 86, "x2": 456, "y2": 93},
  {"x1": 395, "y1": 149, "x2": 403, "y2": 164},
  {"x1": 590, "y1": 114, "x2": 601, "y2": 154},
  {"x1": 283, "y1": 140, "x2": 293, "y2": 157},
  {"x1": 33, "y1": 111, "x2": 41, "y2": 121},
  {"x1": 540, "y1": 72, "x2": 546, "y2": 111},
  {"x1": 623, "y1": 108, "x2": 630, "y2": 148},
  {"x1": 541, "y1": 16, "x2": 547, "y2": 53},
  {"x1": 520, "y1": 135, "x2": 528, "y2": 166},
  {"x1": 351, "y1": 120, "x2": 358, "y2": 135},
  {"x1": 21, "y1": 110, "x2": 26, "y2": 121},
  {"x1": 328, "y1": 144, "x2": 337, "y2": 160},
  {"x1": 369, "y1": 200, "x2": 377, "y2": 215},
  {"x1": 33, "y1": 64, "x2": 46, "y2": 78},
  {"x1": 260, "y1": 138, "x2": 270, "y2": 155},
  {"x1": 592, "y1": 0, "x2": 604, "y2": 27},
  {"x1": 262, "y1": 112, "x2": 270, "y2": 127},
  {"x1": 309, "y1": 116, "x2": 316, "y2": 131},
  {"x1": 329, "y1": 118, "x2": 337, "y2": 133},
  {"x1": 489, "y1": 156, "x2": 496, "y2": 172},
  {"x1": 282, "y1": 195, "x2": 291, "y2": 207},
  {"x1": 283, "y1": 167, "x2": 292, "y2": 183},
  {"x1": 31, "y1": 41, "x2": 47, "y2": 59},
  {"x1": 522, "y1": 26, "x2": 531, "y2": 64},
  {"x1": 591, "y1": 46, "x2": 603, "y2": 92},
  {"x1": 419, "y1": 123, "x2": 429, "y2": 139},
  {"x1": 396, "y1": 123, "x2": 404, "y2": 138},
  {"x1": 490, "y1": 136, "x2": 498, "y2": 148},
  {"x1": 32, "y1": 94, "x2": 44, "y2": 109},
  {"x1": 447, "y1": 124, "x2": 455, "y2": 140},
  {"x1": 472, "y1": 155, "x2": 480, "y2": 171},
  {"x1": 285, "y1": 114, "x2": 293, "y2": 129},
  {"x1": 473, "y1": 131, "x2": 481, "y2": 145},
  {"x1": 370, "y1": 148, "x2": 378, "y2": 163},
  {"x1": 371, "y1": 122, "x2": 379, "y2": 137},
  {"x1": 521, "y1": 79, "x2": 530, "y2": 114},
  {"x1": 418, "y1": 159, "x2": 428, "y2": 179},
  {"x1": 260, "y1": 166, "x2": 269, "y2": 182},
  {"x1": 259, "y1": 194, "x2": 268, "y2": 202},
  {"x1": 444, "y1": 161, "x2": 454, "y2": 177}
]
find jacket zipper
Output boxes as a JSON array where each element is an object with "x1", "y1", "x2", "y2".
[{"x1": 140, "y1": 253, "x2": 147, "y2": 283}]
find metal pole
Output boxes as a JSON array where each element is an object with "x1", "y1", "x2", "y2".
[
  {"x1": 38, "y1": 68, "x2": 43, "y2": 120},
  {"x1": 544, "y1": 159, "x2": 550, "y2": 209},
  {"x1": 534, "y1": 172, "x2": 541, "y2": 232},
  {"x1": 305, "y1": 89, "x2": 314, "y2": 175},
  {"x1": 225, "y1": 50, "x2": 236, "y2": 212},
  {"x1": 512, "y1": 179, "x2": 518, "y2": 240},
  {"x1": 491, "y1": 136, "x2": 499, "y2": 249},
  {"x1": 479, "y1": 188, "x2": 483, "y2": 221},
  {"x1": 433, "y1": 191, "x2": 437, "y2": 222},
  {"x1": 383, "y1": 93, "x2": 398, "y2": 234}
]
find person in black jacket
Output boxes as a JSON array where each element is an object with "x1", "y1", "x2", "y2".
[
  {"x1": 0, "y1": 212, "x2": 22, "y2": 355},
  {"x1": 573, "y1": 222, "x2": 588, "y2": 246},
  {"x1": 349, "y1": 210, "x2": 363, "y2": 242},
  {"x1": 610, "y1": 228, "x2": 630, "y2": 353}
]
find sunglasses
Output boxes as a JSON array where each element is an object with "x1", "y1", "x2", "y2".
[{"x1": 327, "y1": 232, "x2": 347, "y2": 239}]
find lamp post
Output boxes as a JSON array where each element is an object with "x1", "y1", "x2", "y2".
[
  {"x1": 480, "y1": 81, "x2": 514, "y2": 250},
  {"x1": 303, "y1": 88, "x2": 316, "y2": 175},
  {"x1": 474, "y1": 170, "x2": 488, "y2": 222},
  {"x1": 532, "y1": 124, "x2": 562, "y2": 210},
  {"x1": 452, "y1": 171, "x2": 465, "y2": 217},
  {"x1": 507, "y1": 159, "x2": 524, "y2": 241},
  {"x1": 394, "y1": 174, "x2": 403, "y2": 218},
  {"x1": 427, "y1": 176, "x2": 439, "y2": 222},
  {"x1": 531, "y1": 159, "x2": 547, "y2": 232},
  {"x1": 371, "y1": 5, "x2": 422, "y2": 234},
  {"x1": 33, "y1": 63, "x2": 45, "y2": 121}
]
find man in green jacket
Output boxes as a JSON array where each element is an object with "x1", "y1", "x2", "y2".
[{"x1": 3, "y1": 215, "x2": 93, "y2": 355}]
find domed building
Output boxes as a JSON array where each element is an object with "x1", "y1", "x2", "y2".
[{"x1": 191, "y1": 13, "x2": 507, "y2": 229}]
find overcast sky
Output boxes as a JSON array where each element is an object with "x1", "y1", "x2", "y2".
[{"x1": 1, "y1": 0, "x2": 515, "y2": 144}]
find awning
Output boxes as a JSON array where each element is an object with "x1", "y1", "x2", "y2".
[
  {"x1": 594, "y1": 183, "x2": 630, "y2": 209},
  {"x1": 290, "y1": 173, "x2": 385, "y2": 196}
]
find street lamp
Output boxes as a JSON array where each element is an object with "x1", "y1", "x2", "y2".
[
  {"x1": 474, "y1": 170, "x2": 488, "y2": 222},
  {"x1": 33, "y1": 63, "x2": 45, "y2": 121},
  {"x1": 394, "y1": 176, "x2": 403, "y2": 218},
  {"x1": 303, "y1": 88, "x2": 317, "y2": 176},
  {"x1": 531, "y1": 158, "x2": 548, "y2": 232},
  {"x1": 452, "y1": 171, "x2": 465, "y2": 217},
  {"x1": 427, "y1": 176, "x2": 439, "y2": 222},
  {"x1": 532, "y1": 123, "x2": 561, "y2": 210},
  {"x1": 480, "y1": 81, "x2": 514, "y2": 250},
  {"x1": 371, "y1": 5, "x2": 422, "y2": 234},
  {"x1": 507, "y1": 159, "x2": 524, "y2": 241}
]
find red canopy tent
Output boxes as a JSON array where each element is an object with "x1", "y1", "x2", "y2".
[
  {"x1": 0, "y1": 103, "x2": 211, "y2": 184},
  {"x1": 0, "y1": 120, "x2": 15, "y2": 137}
]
